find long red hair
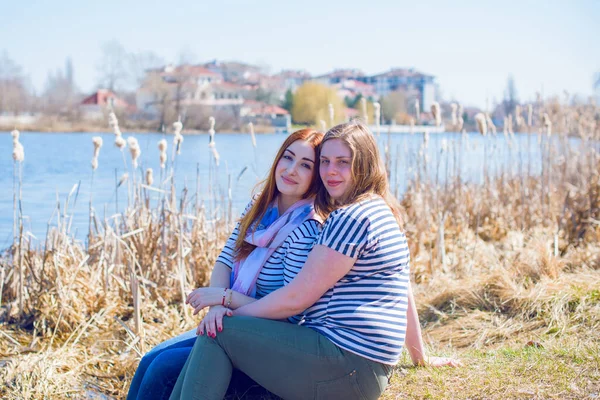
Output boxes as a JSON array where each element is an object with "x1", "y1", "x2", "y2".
[{"x1": 234, "y1": 128, "x2": 324, "y2": 261}]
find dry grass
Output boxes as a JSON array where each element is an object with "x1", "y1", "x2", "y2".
[{"x1": 1, "y1": 99, "x2": 600, "y2": 399}]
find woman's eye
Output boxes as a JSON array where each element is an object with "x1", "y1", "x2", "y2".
[
  {"x1": 339, "y1": 160, "x2": 349, "y2": 165},
  {"x1": 302, "y1": 163, "x2": 312, "y2": 169},
  {"x1": 320, "y1": 159, "x2": 329, "y2": 165},
  {"x1": 283, "y1": 155, "x2": 292, "y2": 161}
]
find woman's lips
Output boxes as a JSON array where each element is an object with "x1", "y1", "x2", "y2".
[
  {"x1": 327, "y1": 180, "x2": 342, "y2": 187},
  {"x1": 282, "y1": 176, "x2": 297, "y2": 185}
]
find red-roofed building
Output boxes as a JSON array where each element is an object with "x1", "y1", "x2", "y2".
[
  {"x1": 80, "y1": 89, "x2": 133, "y2": 119},
  {"x1": 335, "y1": 79, "x2": 376, "y2": 100},
  {"x1": 241, "y1": 100, "x2": 290, "y2": 131}
]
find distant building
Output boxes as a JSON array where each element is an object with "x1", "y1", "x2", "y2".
[
  {"x1": 360, "y1": 68, "x2": 437, "y2": 110},
  {"x1": 334, "y1": 79, "x2": 376, "y2": 100},
  {"x1": 136, "y1": 64, "x2": 246, "y2": 114},
  {"x1": 271, "y1": 70, "x2": 312, "y2": 92},
  {"x1": 81, "y1": 89, "x2": 132, "y2": 119},
  {"x1": 202, "y1": 60, "x2": 262, "y2": 84},
  {"x1": 241, "y1": 100, "x2": 290, "y2": 130},
  {"x1": 314, "y1": 69, "x2": 366, "y2": 86}
]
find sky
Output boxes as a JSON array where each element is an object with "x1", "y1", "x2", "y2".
[{"x1": 1, "y1": 0, "x2": 599, "y2": 108}]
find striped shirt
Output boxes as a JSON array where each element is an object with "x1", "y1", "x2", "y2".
[
  {"x1": 299, "y1": 197, "x2": 411, "y2": 365},
  {"x1": 216, "y1": 199, "x2": 321, "y2": 321}
]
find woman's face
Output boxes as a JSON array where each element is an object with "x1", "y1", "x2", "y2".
[
  {"x1": 319, "y1": 139, "x2": 353, "y2": 200},
  {"x1": 275, "y1": 140, "x2": 316, "y2": 200}
]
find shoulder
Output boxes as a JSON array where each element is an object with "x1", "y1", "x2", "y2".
[
  {"x1": 288, "y1": 218, "x2": 322, "y2": 242},
  {"x1": 327, "y1": 197, "x2": 389, "y2": 225}
]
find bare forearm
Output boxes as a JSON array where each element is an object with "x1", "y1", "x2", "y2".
[
  {"x1": 209, "y1": 262, "x2": 231, "y2": 288},
  {"x1": 405, "y1": 282, "x2": 427, "y2": 366},
  {"x1": 234, "y1": 285, "x2": 305, "y2": 319}
]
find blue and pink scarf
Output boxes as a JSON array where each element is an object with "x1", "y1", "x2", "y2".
[{"x1": 230, "y1": 197, "x2": 316, "y2": 297}]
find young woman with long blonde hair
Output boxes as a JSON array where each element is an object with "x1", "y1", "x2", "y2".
[{"x1": 171, "y1": 121, "x2": 458, "y2": 400}]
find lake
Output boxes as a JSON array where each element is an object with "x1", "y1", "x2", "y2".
[{"x1": 0, "y1": 130, "x2": 583, "y2": 249}]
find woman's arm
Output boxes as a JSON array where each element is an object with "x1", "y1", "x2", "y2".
[
  {"x1": 234, "y1": 244, "x2": 355, "y2": 319},
  {"x1": 404, "y1": 282, "x2": 426, "y2": 365},
  {"x1": 405, "y1": 282, "x2": 462, "y2": 367}
]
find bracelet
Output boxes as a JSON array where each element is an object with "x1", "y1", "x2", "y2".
[
  {"x1": 221, "y1": 288, "x2": 228, "y2": 306},
  {"x1": 226, "y1": 289, "x2": 233, "y2": 308}
]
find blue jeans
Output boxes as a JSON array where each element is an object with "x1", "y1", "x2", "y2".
[
  {"x1": 128, "y1": 329, "x2": 277, "y2": 400},
  {"x1": 128, "y1": 329, "x2": 197, "y2": 400}
]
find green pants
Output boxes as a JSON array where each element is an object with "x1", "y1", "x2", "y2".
[{"x1": 169, "y1": 316, "x2": 393, "y2": 400}]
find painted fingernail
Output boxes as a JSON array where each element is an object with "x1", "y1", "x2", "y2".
[
  {"x1": 218, "y1": 327, "x2": 222, "y2": 332},
  {"x1": 199, "y1": 331, "x2": 203, "y2": 336}
]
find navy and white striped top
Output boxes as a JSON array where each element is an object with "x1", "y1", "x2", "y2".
[
  {"x1": 299, "y1": 197, "x2": 411, "y2": 365},
  {"x1": 216, "y1": 199, "x2": 321, "y2": 321}
]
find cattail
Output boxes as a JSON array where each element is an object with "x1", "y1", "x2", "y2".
[
  {"x1": 108, "y1": 112, "x2": 118, "y2": 129},
  {"x1": 208, "y1": 116, "x2": 216, "y2": 144},
  {"x1": 320, "y1": 120, "x2": 327, "y2": 132},
  {"x1": 374, "y1": 102, "x2": 381, "y2": 124},
  {"x1": 360, "y1": 98, "x2": 368, "y2": 124},
  {"x1": 158, "y1": 139, "x2": 168, "y2": 168},
  {"x1": 415, "y1": 99, "x2": 420, "y2": 121},
  {"x1": 485, "y1": 113, "x2": 496, "y2": 135},
  {"x1": 248, "y1": 122, "x2": 256, "y2": 147},
  {"x1": 457, "y1": 116, "x2": 464, "y2": 132},
  {"x1": 507, "y1": 114, "x2": 514, "y2": 135},
  {"x1": 431, "y1": 102, "x2": 441, "y2": 127},
  {"x1": 127, "y1": 137, "x2": 141, "y2": 168},
  {"x1": 475, "y1": 113, "x2": 487, "y2": 136},
  {"x1": 527, "y1": 104, "x2": 533, "y2": 127},
  {"x1": 92, "y1": 136, "x2": 103, "y2": 158},
  {"x1": 145, "y1": 168, "x2": 154, "y2": 186},
  {"x1": 173, "y1": 119, "x2": 183, "y2": 136},
  {"x1": 173, "y1": 134, "x2": 184, "y2": 155},
  {"x1": 423, "y1": 131, "x2": 429, "y2": 148},
  {"x1": 450, "y1": 103, "x2": 458, "y2": 126},
  {"x1": 542, "y1": 113, "x2": 552, "y2": 136},
  {"x1": 503, "y1": 117, "x2": 509, "y2": 137},
  {"x1": 515, "y1": 105, "x2": 523, "y2": 127},
  {"x1": 328, "y1": 103, "x2": 334, "y2": 128},
  {"x1": 91, "y1": 136, "x2": 102, "y2": 170},
  {"x1": 12, "y1": 141, "x2": 24, "y2": 162},
  {"x1": 409, "y1": 117, "x2": 415, "y2": 135},
  {"x1": 158, "y1": 138, "x2": 167, "y2": 153},
  {"x1": 115, "y1": 135, "x2": 126, "y2": 149},
  {"x1": 209, "y1": 142, "x2": 220, "y2": 166},
  {"x1": 117, "y1": 172, "x2": 129, "y2": 188}
]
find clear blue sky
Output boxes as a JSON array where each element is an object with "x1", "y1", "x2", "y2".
[{"x1": 2, "y1": 0, "x2": 599, "y2": 108}]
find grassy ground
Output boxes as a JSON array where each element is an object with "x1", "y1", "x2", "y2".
[{"x1": 2, "y1": 101, "x2": 599, "y2": 398}]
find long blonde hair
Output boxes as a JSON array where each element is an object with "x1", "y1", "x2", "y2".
[
  {"x1": 314, "y1": 120, "x2": 404, "y2": 228},
  {"x1": 234, "y1": 128, "x2": 324, "y2": 261}
]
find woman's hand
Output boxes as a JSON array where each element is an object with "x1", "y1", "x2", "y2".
[
  {"x1": 196, "y1": 306, "x2": 232, "y2": 337},
  {"x1": 186, "y1": 287, "x2": 225, "y2": 315},
  {"x1": 420, "y1": 355, "x2": 463, "y2": 368}
]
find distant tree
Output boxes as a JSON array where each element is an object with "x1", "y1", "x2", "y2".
[
  {"x1": 503, "y1": 75, "x2": 519, "y2": 116},
  {"x1": 43, "y1": 58, "x2": 79, "y2": 116},
  {"x1": 282, "y1": 88, "x2": 294, "y2": 112},
  {"x1": 346, "y1": 93, "x2": 362, "y2": 109},
  {"x1": 128, "y1": 51, "x2": 165, "y2": 90},
  {"x1": 380, "y1": 90, "x2": 408, "y2": 123},
  {"x1": 0, "y1": 51, "x2": 31, "y2": 114},
  {"x1": 291, "y1": 82, "x2": 345, "y2": 125},
  {"x1": 96, "y1": 40, "x2": 128, "y2": 92}
]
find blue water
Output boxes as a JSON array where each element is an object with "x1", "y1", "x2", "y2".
[{"x1": 0, "y1": 131, "x2": 586, "y2": 249}]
